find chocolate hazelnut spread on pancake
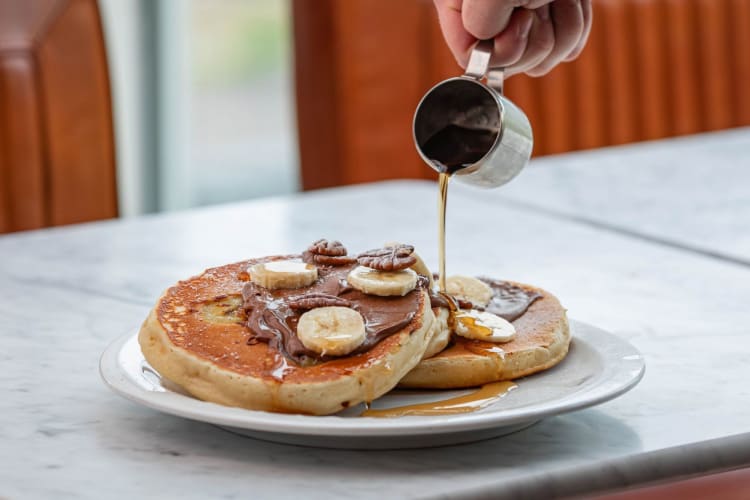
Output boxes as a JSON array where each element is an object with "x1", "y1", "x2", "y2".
[
  {"x1": 242, "y1": 257, "x2": 430, "y2": 364},
  {"x1": 429, "y1": 278, "x2": 541, "y2": 323},
  {"x1": 480, "y1": 278, "x2": 542, "y2": 321}
]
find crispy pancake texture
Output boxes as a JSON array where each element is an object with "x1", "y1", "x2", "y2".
[
  {"x1": 139, "y1": 260, "x2": 435, "y2": 415},
  {"x1": 400, "y1": 283, "x2": 570, "y2": 389}
]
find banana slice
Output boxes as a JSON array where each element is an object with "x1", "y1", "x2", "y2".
[
  {"x1": 409, "y1": 253, "x2": 433, "y2": 287},
  {"x1": 384, "y1": 241, "x2": 433, "y2": 286},
  {"x1": 296, "y1": 306, "x2": 366, "y2": 356},
  {"x1": 446, "y1": 275, "x2": 493, "y2": 308},
  {"x1": 347, "y1": 266, "x2": 418, "y2": 297},
  {"x1": 454, "y1": 310, "x2": 516, "y2": 343},
  {"x1": 249, "y1": 260, "x2": 317, "y2": 290}
]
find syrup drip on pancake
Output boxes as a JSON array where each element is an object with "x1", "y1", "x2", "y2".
[
  {"x1": 429, "y1": 278, "x2": 541, "y2": 361},
  {"x1": 447, "y1": 339, "x2": 510, "y2": 361},
  {"x1": 361, "y1": 381, "x2": 517, "y2": 417},
  {"x1": 242, "y1": 257, "x2": 429, "y2": 364}
]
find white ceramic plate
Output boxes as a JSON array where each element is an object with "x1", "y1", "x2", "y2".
[{"x1": 100, "y1": 320, "x2": 644, "y2": 449}]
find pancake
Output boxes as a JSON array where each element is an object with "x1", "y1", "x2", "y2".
[
  {"x1": 400, "y1": 281, "x2": 570, "y2": 389},
  {"x1": 139, "y1": 254, "x2": 436, "y2": 415},
  {"x1": 421, "y1": 306, "x2": 451, "y2": 359}
]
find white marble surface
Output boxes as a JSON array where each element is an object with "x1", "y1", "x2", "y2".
[
  {"x1": 2, "y1": 133, "x2": 750, "y2": 498},
  {"x1": 497, "y1": 127, "x2": 750, "y2": 265}
]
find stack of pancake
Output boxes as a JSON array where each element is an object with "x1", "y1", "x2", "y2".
[{"x1": 139, "y1": 239, "x2": 570, "y2": 415}]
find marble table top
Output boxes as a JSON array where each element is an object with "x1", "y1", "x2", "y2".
[
  {"x1": 500, "y1": 127, "x2": 750, "y2": 266},
  {"x1": 2, "y1": 130, "x2": 749, "y2": 499}
]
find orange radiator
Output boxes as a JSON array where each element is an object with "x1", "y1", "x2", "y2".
[{"x1": 294, "y1": 0, "x2": 750, "y2": 189}]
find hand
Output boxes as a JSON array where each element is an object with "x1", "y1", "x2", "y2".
[{"x1": 433, "y1": 0, "x2": 592, "y2": 77}]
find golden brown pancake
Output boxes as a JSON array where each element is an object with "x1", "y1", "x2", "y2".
[
  {"x1": 139, "y1": 258, "x2": 436, "y2": 415},
  {"x1": 400, "y1": 282, "x2": 570, "y2": 389}
]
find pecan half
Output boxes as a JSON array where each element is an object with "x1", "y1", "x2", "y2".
[
  {"x1": 287, "y1": 293, "x2": 352, "y2": 310},
  {"x1": 357, "y1": 244, "x2": 417, "y2": 271},
  {"x1": 307, "y1": 238, "x2": 348, "y2": 256},
  {"x1": 302, "y1": 239, "x2": 356, "y2": 266},
  {"x1": 303, "y1": 252, "x2": 356, "y2": 266}
]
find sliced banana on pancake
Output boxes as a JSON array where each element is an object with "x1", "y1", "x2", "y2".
[
  {"x1": 446, "y1": 275, "x2": 493, "y2": 308},
  {"x1": 409, "y1": 252, "x2": 433, "y2": 288},
  {"x1": 249, "y1": 260, "x2": 317, "y2": 290},
  {"x1": 454, "y1": 310, "x2": 516, "y2": 343},
  {"x1": 347, "y1": 266, "x2": 418, "y2": 297},
  {"x1": 296, "y1": 306, "x2": 366, "y2": 356}
]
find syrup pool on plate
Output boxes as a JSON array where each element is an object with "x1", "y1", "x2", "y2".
[{"x1": 361, "y1": 381, "x2": 518, "y2": 418}]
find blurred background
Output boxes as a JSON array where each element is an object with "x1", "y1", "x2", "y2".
[
  {"x1": 98, "y1": 0, "x2": 297, "y2": 213},
  {"x1": 1, "y1": 0, "x2": 748, "y2": 233}
]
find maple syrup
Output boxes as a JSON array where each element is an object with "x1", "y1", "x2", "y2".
[
  {"x1": 437, "y1": 172, "x2": 450, "y2": 292},
  {"x1": 361, "y1": 381, "x2": 517, "y2": 417}
]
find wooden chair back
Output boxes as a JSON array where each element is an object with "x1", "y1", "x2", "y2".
[{"x1": 0, "y1": 0, "x2": 117, "y2": 233}]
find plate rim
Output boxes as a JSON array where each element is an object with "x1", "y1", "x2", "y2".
[{"x1": 100, "y1": 320, "x2": 645, "y2": 437}]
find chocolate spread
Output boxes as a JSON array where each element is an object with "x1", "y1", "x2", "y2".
[
  {"x1": 428, "y1": 277, "x2": 541, "y2": 322},
  {"x1": 479, "y1": 278, "x2": 542, "y2": 321},
  {"x1": 243, "y1": 257, "x2": 428, "y2": 364}
]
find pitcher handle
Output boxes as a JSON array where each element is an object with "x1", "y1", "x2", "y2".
[{"x1": 464, "y1": 39, "x2": 505, "y2": 95}]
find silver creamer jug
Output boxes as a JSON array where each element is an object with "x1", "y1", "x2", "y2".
[{"x1": 413, "y1": 39, "x2": 533, "y2": 188}]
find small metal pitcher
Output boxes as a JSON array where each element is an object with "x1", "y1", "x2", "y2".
[{"x1": 413, "y1": 39, "x2": 533, "y2": 188}]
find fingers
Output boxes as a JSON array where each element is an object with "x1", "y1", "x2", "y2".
[
  {"x1": 433, "y1": 0, "x2": 591, "y2": 77},
  {"x1": 565, "y1": 0, "x2": 592, "y2": 61},
  {"x1": 505, "y1": 5, "x2": 555, "y2": 77},
  {"x1": 434, "y1": 0, "x2": 535, "y2": 69},
  {"x1": 488, "y1": 9, "x2": 535, "y2": 68},
  {"x1": 462, "y1": 0, "x2": 516, "y2": 40},
  {"x1": 462, "y1": 0, "x2": 554, "y2": 40},
  {"x1": 434, "y1": 0, "x2": 477, "y2": 68},
  {"x1": 526, "y1": 0, "x2": 584, "y2": 76}
]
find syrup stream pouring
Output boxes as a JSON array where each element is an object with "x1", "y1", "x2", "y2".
[{"x1": 413, "y1": 39, "x2": 534, "y2": 291}]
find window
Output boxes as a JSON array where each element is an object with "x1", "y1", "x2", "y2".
[
  {"x1": 103, "y1": 0, "x2": 298, "y2": 214},
  {"x1": 186, "y1": 0, "x2": 298, "y2": 207}
]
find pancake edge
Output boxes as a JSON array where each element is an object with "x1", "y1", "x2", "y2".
[
  {"x1": 139, "y1": 290, "x2": 436, "y2": 415},
  {"x1": 399, "y1": 286, "x2": 570, "y2": 389}
]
